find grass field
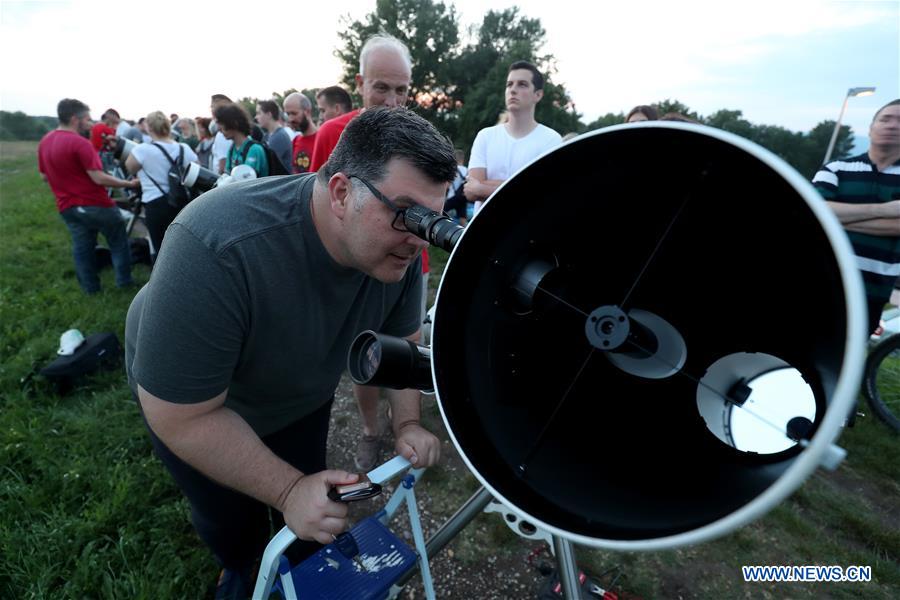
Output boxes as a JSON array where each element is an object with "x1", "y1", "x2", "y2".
[{"x1": 1, "y1": 141, "x2": 898, "y2": 599}]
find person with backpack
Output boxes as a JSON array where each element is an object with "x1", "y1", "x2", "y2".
[
  {"x1": 124, "y1": 111, "x2": 198, "y2": 260},
  {"x1": 213, "y1": 103, "x2": 270, "y2": 178},
  {"x1": 444, "y1": 148, "x2": 469, "y2": 225}
]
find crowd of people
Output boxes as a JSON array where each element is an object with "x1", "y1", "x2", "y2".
[{"x1": 34, "y1": 30, "x2": 898, "y2": 599}]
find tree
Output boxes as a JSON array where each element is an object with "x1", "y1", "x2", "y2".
[
  {"x1": 335, "y1": 0, "x2": 460, "y2": 115},
  {"x1": 585, "y1": 112, "x2": 625, "y2": 131},
  {"x1": 655, "y1": 99, "x2": 702, "y2": 122},
  {"x1": 0, "y1": 111, "x2": 54, "y2": 141},
  {"x1": 807, "y1": 120, "x2": 854, "y2": 163},
  {"x1": 705, "y1": 109, "x2": 754, "y2": 140},
  {"x1": 447, "y1": 8, "x2": 581, "y2": 147}
]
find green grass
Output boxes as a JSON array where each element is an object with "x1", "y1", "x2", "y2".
[{"x1": 2, "y1": 143, "x2": 899, "y2": 598}]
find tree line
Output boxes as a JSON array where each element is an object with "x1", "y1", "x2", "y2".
[
  {"x1": 5, "y1": 0, "x2": 854, "y2": 179},
  {"x1": 0, "y1": 112, "x2": 57, "y2": 142}
]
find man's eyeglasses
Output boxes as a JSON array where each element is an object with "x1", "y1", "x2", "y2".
[{"x1": 346, "y1": 174, "x2": 411, "y2": 232}]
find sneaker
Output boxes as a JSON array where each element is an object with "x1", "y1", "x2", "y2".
[
  {"x1": 354, "y1": 433, "x2": 382, "y2": 472},
  {"x1": 214, "y1": 566, "x2": 253, "y2": 600}
]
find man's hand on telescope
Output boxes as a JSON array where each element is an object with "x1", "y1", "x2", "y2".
[
  {"x1": 394, "y1": 421, "x2": 441, "y2": 468},
  {"x1": 281, "y1": 470, "x2": 359, "y2": 544}
]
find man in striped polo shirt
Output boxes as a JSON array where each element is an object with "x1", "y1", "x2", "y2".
[{"x1": 813, "y1": 99, "x2": 900, "y2": 335}]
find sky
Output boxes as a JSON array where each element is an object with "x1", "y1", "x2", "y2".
[{"x1": 1, "y1": 0, "x2": 897, "y2": 144}]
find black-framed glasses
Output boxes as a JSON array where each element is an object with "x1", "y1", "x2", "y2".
[{"x1": 346, "y1": 174, "x2": 410, "y2": 232}]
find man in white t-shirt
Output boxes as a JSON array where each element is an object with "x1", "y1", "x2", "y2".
[
  {"x1": 210, "y1": 94, "x2": 234, "y2": 175},
  {"x1": 465, "y1": 61, "x2": 562, "y2": 214}
]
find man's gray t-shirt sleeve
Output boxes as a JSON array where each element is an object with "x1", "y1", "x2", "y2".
[{"x1": 131, "y1": 222, "x2": 247, "y2": 403}]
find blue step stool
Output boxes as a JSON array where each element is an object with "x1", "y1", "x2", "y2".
[
  {"x1": 254, "y1": 458, "x2": 435, "y2": 600},
  {"x1": 275, "y1": 517, "x2": 417, "y2": 600}
]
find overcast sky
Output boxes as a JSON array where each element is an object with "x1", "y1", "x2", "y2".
[{"x1": 1, "y1": 0, "x2": 897, "y2": 141}]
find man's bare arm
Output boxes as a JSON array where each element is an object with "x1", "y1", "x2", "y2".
[
  {"x1": 464, "y1": 167, "x2": 504, "y2": 201},
  {"x1": 138, "y1": 386, "x2": 357, "y2": 542},
  {"x1": 843, "y1": 217, "x2": 900, "y2": 236},
  {"x1": 86, "y1": 169, "x2": 139, "y2": 189},
  {"x1": 827, "y1": 200, "x2": 900, "y2": 225},
  {"x1": 385, "y1": 330, "x2": 441, "y2": 468}
]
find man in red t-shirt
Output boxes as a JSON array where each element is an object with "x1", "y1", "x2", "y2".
[
  {"x1": 38, "y1": 98, "x2": 140, "y2": 294},
  {"x1": 89, "y1": 113, "x2": 117, "y2": 174},
  {"x1": 89, "y1": 122, "x2": 116, "y2": 152},
  {"x1": 283, "y1": 92, "x2": 319, "y2": 174}
]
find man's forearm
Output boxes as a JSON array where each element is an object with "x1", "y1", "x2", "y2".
[
  {"x1": 466, "y1": 179, "x2": 502, "y2": 201},
  {"x1": 147, "y1": 402, "x2": 303, "y2": 511},
  {"x1": 844, "y1": 217, "x2": 900, "y2": 236},
  {"x1": 386, "y1": 388, "x2": 423, "y2": 434},
  {"x1": 87, "y1": 170, "x2": 132, "y2": 188},
  {"x1": 828, "y1": 200, "x2": 898, "y2": 224}
]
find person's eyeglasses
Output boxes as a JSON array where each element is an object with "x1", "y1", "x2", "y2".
[{"x1": 346, "y1": 174, "x2": 410, "y2": 232}]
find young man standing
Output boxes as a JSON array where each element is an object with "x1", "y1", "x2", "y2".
[
  {"x1": 256, "y1": 99, "x2": 293, "y2": 174},
  {"x1": 465, "y1": 61, "x2": 562, "y2": 214},
  {"x1": 283, "y1": 92, "x2": 318, "y2": 174},
  {"x1": 38, "y1": 98, "x2": 139, "y2": 294},
  {"x1": 813, "y1": 99, "x2": 900, "y2": 335}
]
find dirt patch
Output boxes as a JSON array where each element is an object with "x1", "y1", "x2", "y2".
[{"x1": 324, "y1": 374, "x2": 559, "y2": 599}]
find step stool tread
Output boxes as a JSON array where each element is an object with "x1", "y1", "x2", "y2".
[{"x1": 280, "y1": 517, "x2": 417, "y2": 599}]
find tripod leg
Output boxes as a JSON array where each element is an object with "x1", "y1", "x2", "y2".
[{"x1": 552, "y1": 536, "x2": 580, "y2": 600}]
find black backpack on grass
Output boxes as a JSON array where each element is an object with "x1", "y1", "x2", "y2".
[
  {"x1": 39, "y1": 333, "x2": 122, "y2": 394},
  {"x1": 240, "y1": 139, "x2": 290, "y2": 176},
  {"x1": 146, "y1": 142, "x2": 193, "y2": 209}
]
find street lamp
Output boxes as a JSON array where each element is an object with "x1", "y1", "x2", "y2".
[{"x1": 823, "y1": 86, "x2": 876, "y2": 164}]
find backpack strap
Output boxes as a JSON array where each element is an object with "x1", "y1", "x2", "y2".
[
  {"x1": 144, "y1": 142, "x2": 179, "y2": 198},
  {"x1": 240, "y1": 139, "x2": 259, "y2": 164},
  {"x1": 452, "y1": 166, "x2": 466, "y2": 195},
  {"x1": 142, "y1": 169, "x2": 168, "y2": 197},
  {"x1": 151, "y1": 141, "x2": 177, "y2": 167}
]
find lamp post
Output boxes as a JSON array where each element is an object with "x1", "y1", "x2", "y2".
[{"x1": 823, "y1": 86, "x2": 876, "y2": 164}]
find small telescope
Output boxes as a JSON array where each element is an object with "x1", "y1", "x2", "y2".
[{"x1": 182, "y1": 163, "x2": 257, "y2": 194}]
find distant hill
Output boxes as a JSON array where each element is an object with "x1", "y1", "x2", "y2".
[{"x1": 0, "y1": 111, "x2": 57, "y2": 141}]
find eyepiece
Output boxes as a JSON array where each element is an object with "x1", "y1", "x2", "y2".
[{"x1": 348, "y1": 330, "x2": 433, "y2": 392}]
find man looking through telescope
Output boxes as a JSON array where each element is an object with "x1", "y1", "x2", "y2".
[{"x1": 125, "y1": 107, "x2": 452, "y2": 598}]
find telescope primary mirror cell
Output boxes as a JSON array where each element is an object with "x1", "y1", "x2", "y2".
[{"x1": 430, "y1": 122, "x2": 865, "y2": 550}]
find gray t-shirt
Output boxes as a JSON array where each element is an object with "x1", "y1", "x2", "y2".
[
  {"x1": 264, "y1": 127, "x2": 293, "y2": 174},
  {"x1": 125, "y1": 174, "x2": 422, "y2": 436}
]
